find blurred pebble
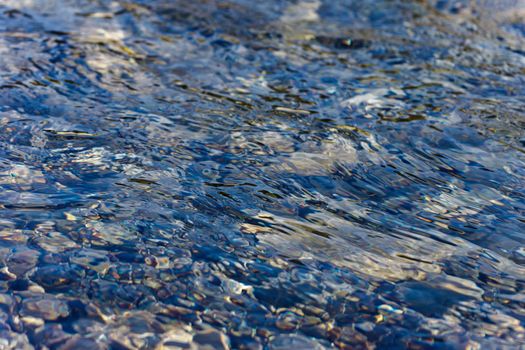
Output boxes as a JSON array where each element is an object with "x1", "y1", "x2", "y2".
[
  {"x1": 21, "y1": 297, "x2": 70, "y2": 321},
  {"x1": 268, "y1": 334, "x2": 325, "y2": 350},
  {"x1": 192, "y1": 329, "x2": 230, "y2": 350}
]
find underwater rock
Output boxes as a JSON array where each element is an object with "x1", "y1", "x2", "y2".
[
  {"x1": 192, "y1": 329, "x2": 230, "y2": 350},
  {"x1": 268, "y1": 334, "x2": 325, "y2": 350},
  {"x1": 20, "y1": 297, "x2": 70, "y2": 321},
  {"x1": 70, "y1": 249, "x2": 110, "y2": 274},
  {"x1": 34, "y1": 231, "x2": 79, "y2": 253}
]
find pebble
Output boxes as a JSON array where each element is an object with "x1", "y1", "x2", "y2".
[
  {"x1": 32, "y1": 324, "x2": 72, "y2": 348},
  {"x1": 70, "y1": 249, "x2": 110, "y2": 274},
  {"x1": 268, "y1": 334, "x2": 325, "y2": 350},
  {"x1": 21, "y1": 297, "x2": 70, "y2": 321},
  {"x1": 7, "y1": 249, "x2": 39, "y2": 277},
  {"x1": 0, "y1": 331, "x2": 33, "y2": 350},
  {"x1": 21, "y1": 316, "x2": 45, "y2": 327},
  {"x1": 58, "y1": 336, "x2": 104, "y2": 350},
  {"x1": 155, "y1": 328, "x2": 193, "y2": 350},
  {"x1": 275, "y1": 311, "x2": 301, "y2": 331},
  {"x1": 34, "y1": 231, "x2": 79, "y2": 253},
  {"x1": 192, "y1": 329, "x2": 230, "y2": 350}
]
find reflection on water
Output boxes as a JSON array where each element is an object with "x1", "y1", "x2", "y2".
[{"x1": 0, "y1": 0, "x2": 524, "y2": 348}]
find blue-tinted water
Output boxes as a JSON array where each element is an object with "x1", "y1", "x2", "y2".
[{"x1": 0, "y1": 0, "x2": 524, "y2": 348}]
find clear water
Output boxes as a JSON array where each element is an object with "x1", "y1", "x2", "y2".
[{"x1": 0, "y1": 0, "x2": 524, "y2": 349}]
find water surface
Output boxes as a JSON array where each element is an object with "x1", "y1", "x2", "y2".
[{"x1": 0, "y1": 0, "x2": 524, "y2": 349}]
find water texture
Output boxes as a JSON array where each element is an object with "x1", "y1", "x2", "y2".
[{"x1": 0, "y1": 0, "x2": 524, "y2": 349}]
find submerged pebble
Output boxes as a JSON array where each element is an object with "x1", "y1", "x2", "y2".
[{"x1": 20, "y1": 297, "x2": 70, "y2": 321}]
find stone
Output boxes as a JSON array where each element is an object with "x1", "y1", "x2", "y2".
[
  {"x1": 21, "y1": 297, "x2": 70, "y2": 321},
  {"x1": 192, "y1": 329, "x2": 230, "y2": 350}
]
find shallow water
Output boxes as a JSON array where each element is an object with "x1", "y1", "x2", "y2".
[{"x1": 0, "y1": 0, "x2": 524, "y2": 349}]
